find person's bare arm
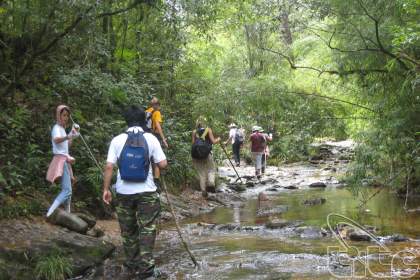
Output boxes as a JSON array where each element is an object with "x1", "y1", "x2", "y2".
[
  {"x1": 155, "y1": 121, "x2": 168, "y2": 148},
  {"x1": 208, "y1": 128, "x2": 220, "y2": 144},
  {"x1": 157, "y1": 159, "x2": 168, "y2": 169},
  {"x1": 102, "y1": 162, "x2": 114, "y2": 205},
  {"x1": 192, "y1": 130, "x2": 196, "y2": 144}
]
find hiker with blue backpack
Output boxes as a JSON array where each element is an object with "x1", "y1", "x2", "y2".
[
  {"x1": 102, "y1": 105, "x2": 167, "y2": 279},
  {"x1": 224, "y1": 123, "x2": 244, "y2": 167},
  {"x1": 191, "y1": 117, "x2": 220, "y2": 198}
]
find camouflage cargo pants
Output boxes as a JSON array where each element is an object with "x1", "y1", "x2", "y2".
[{"x1": 116, "y1": 192, "x2": 160, "y2": 275}]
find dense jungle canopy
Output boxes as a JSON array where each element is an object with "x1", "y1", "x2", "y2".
[{"x1": 0, "y1": 0, "x2": 419, "y2": 217}]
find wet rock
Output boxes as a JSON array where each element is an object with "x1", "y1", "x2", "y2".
[
  {"x1": 240, "y1": 225, "x2": 261, "y2": 231},
  {"x1": 309, "y1": 182, "x2": 327, "y2": 188},
  {"x1": 265, "y1": 219, "x2": 303, "y2": 229},
  {"x1": 311, "y1": 155, "x2": 324, "y2": 161},
  {"x1": 197, "y1": 222, "x2": 217, "y2": 230},
  {"x1": 242, "y1": 175, "x2": 254, "y2": 180},
  {"x1": 303, "y1": 197, "x2": 326, "y2": 206},
  {"x1": 338, "y1": 154, "x2": 352, "y2": 160},
  {"x1": 0, "y1": 220, "x2": 115, "y2": 279},
  {"x1": 296, "y1": 226, "x2": 328, "y2": 239},
  {"x1": 267, "y1": 187, "x2": 278, "y2": 192},
  {"x1": 323, "y1": 166, "x2": 337, "y2": 172},
  {"x1": 260, "y1": 178, "x2": 278, "y2": 185},
  {"x1": 256, "y1": 205, "x2": 288, "y2": 217},
  {"x1": 228, "y1": 184, "x2": 247, "y2": 192},
  {"x1": 207, "y1": 194, "x2": 228, "y2": 206},
  {"x1": 348, "y1": 229, "x2": 371, "y2": 241},
  {"x1": 309, "y1": 160, "x2": 322, "y2": 164},
  {"x1": 389, "y1": 234, "x2": 409, "y2": 242},
  {"x1": 246, "y1": 181, "x2": 255, "y2": 188},
  {"x1": 215, "y1": 223, "x2": 241, "y2": 231},
  {"x1": 48, "y1": 209, "x2": 89, "y2": 234},
  {"x1": 284, "y1": 185, "x2": 298, "y2": 190}
]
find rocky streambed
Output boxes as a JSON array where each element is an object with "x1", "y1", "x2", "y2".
[{"x1": 2, "y1": 141, "x2": 420, "y2": 279}]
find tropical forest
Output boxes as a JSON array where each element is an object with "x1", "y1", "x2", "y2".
[{"x1": 0, "y1": 0, "x2": 419, "y2": 279}]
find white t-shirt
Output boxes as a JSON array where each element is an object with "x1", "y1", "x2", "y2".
[
  {"x1": 106, "y1": 126, "x2": 166, "y2": 195},
  {"x1": 51, "y1": 124, "x2": 69, "y2": 155},
  {"x1": 229, "y1": 128, "x2": 237, "y2": 144}
]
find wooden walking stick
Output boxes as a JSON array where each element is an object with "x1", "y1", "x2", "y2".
[
  {"x1": 220, "y1": 143, "x2": 243, "y2": 184},
  {"x1": 160, "y1": 175, "x2": 199, "y2": 267}
]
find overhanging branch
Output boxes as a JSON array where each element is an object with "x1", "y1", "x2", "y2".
[
  {"x1": 261, "y1": 47, "x2": 388, "y2": 76},
  {"x1": 285, "y1": 91, "x2": 376, "y2": 113}
]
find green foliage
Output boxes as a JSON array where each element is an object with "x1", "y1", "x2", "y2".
[
  {"x1": 35, "y1": 254, "x2": 72, "y2": 280},
  {"x1": 0, "y1": 0, "x2": 418, "y2": 216},
  {"x1": 0, "y1": 197, "x2": 43, "y2": 219}
]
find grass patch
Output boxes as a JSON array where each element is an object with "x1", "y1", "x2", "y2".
[{"x1": 35, "y1": 254, "x2": 72, "y2": 280}]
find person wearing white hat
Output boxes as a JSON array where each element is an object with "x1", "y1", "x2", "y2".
[
  {"x1": 250, "y1": 125, "x2": 266, "y2": 179},
  {"x1": 224, "y1": 123, "x2": 244, "y2": 167}
]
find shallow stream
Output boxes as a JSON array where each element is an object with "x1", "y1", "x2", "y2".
[{"x1": 154, "y1": 143, "x2": 420, "y2": 279}]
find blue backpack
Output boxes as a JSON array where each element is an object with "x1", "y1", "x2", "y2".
[{"x1": 118, "y1": 131, "x2": 150, "y2": 182}]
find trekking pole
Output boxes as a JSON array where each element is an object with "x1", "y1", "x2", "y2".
[
  {"x1": 69, "y1": 115, "x2": 102, "y2": 171},
  {"x1": 160, "y1": 175, "x2": 199, "y2": 267},
  {"x1": 220, "y1": 143, "x2": 243, "y2": 184}
]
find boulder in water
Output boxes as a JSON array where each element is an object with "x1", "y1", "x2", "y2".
[
  {"x1": 309, "y1": 182, "x2": 327, "y2": 188},
  {"x1": 48, "y1": 209, "x2": 89, "y2": 234},
  {"x1": 296, "y1": 226, "x2": 328, "y2": 239},
  {"x1": 389, "y1": 234, "x2": 409, "y2": 242},
  {"x1": 348, "y1": 229, "x2": 371, "y2": 241},
  {"x1": 265, "y1": 219, "x2": 303, "y2": 229},
  {"x1": 215, "y1": 223, "x2": 241, "y2": 231},
  {"x1": 284, "y1": 185, "x2": 298, "y2": 190},
  {"x1": 228, "y1": 184, "x2": 247, "y2": 192}
]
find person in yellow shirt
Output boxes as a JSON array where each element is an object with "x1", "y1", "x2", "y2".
[
  {"x1": 145, "y1": 97, "x2": 168, "y2": 190},
  {"x1": 146, "y1": 97, "x2": 168, "y2": 148}
]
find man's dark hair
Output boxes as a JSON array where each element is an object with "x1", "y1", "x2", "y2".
[{"x1": 123, "y1": 105, "x2": 146, "y2": 127}]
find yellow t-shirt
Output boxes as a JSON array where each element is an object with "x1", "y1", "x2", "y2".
[{"x1": 146, "y1": 107, "x2": 162, "y2": 133}]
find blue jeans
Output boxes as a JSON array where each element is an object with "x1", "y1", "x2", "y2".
[{"x1": 47, "y1": 162, "x2": 72, "y2": 216}]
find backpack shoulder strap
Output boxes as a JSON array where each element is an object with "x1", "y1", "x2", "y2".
[{"x1": 201, "y1": 127, "x2": 209, "y2": 140}]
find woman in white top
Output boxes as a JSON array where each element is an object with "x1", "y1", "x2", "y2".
[{"x1": 46, "y1": 105, "x2": 79, "y2": 217}]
